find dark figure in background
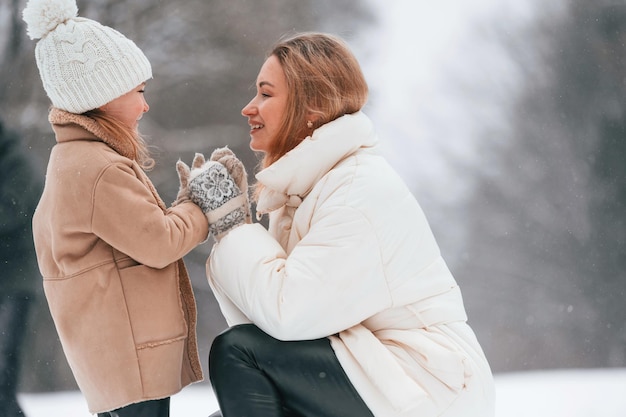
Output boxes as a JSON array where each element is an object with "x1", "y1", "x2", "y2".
[{"x1": 0, "y1": 120, "x2": 43, "y2": 417}]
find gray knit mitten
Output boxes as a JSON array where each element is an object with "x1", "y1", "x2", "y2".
[
  {"x1": 209, "y1": 147, "x2": 252, "y2": 224},
  {"x1": 187, "y1": 158, "x2": 248, "y2": 240}
]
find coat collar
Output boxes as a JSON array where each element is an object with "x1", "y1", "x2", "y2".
[
  {"x1": 47, "y1": 107, "x2": 166, "y2": 212},
  {"x1": 48, "y1": 107, "x2": 137, "y2": 160},
  {"x1": 255, "y1": 111, "x2": 378, "y2": 216}
]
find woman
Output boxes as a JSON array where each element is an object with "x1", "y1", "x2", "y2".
[
  {"x1": 22, "y1": 0, "x2": 208, "y2": 415},
  {"x1": 188, "y1": 32, "x2": 495, "y2": 417}
]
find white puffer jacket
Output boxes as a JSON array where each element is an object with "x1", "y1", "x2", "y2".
[{"x1": 207, "y1": 112, "x2": 495, "y2": 417}]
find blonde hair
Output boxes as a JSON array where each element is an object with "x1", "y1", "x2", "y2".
[
  {"x1": 260, "y1": 32, "x2": 369, "y2": 169},
  {"x1": 83, "y1": 108, "x2": 155, "y2": 170}
]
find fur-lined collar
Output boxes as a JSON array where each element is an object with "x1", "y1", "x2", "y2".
[{"x1": 48, "y1": 107, "x2": 136, "y2": 160}]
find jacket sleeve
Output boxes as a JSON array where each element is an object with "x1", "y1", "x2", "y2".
[
  {"x1": 91, "y1": 162, "x2": 208, "y2": 268},
  {"x1": 208, "y1": 204, "x2": 392, "y2": 341}
]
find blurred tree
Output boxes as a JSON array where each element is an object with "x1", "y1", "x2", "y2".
[
  {"x1": 567, "y1": 1, "x2": 626, "y2": 367},
  {"x1": 0, "y1": 119, "x2": 43, "y2": 417},
  {"x1": 459, "y1": 0, "x2": 626, "y2": 371}
]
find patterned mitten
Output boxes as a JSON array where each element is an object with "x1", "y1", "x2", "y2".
[
  {"x1": 188, "y1": 160, "x2": 248, "y2": 240},
  {"x1": 209, "y1": 147, "x2": 252, "y2": 224}
]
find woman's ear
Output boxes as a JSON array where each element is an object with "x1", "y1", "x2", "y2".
[{"x1": 305, "y1": 110, "x2": 321, "y2": 128}]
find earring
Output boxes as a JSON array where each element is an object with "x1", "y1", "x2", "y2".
[{"x1": 307, "y1": 120, "x2": 313, "y2": 129}]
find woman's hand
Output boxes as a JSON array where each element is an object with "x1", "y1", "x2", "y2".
[
  {"x1": 187, "y1": 151, "x2": 250, "y2": 240},
  {"x1": 209, "y1": 147, "x2": 252, "y2": 224}
]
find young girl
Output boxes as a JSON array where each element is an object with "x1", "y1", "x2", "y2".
[
  {"x1": 22, "y1": 1, "x2": 208, "y2": 415},
  {"x1": 187, "y1": 32, "x2": 495, "y2": 417}
]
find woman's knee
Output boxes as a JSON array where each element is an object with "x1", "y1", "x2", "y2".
[
  {"x1": 210, "y1": 324, "x2": 261, "y2": 358},
  {"x1": 209, "y1": 324, "x2": 267, "y2": 377},
  {"x1": 209, "y1": 324, "x2": 269, "y2": 388}
]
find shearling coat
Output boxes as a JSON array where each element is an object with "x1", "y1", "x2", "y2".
[
  {"x1": 207, "y1": 112, "x2": 495, "y2": 417},
  {"x1": 32, "y1": 108, "x2": 208, "y2": 413}
]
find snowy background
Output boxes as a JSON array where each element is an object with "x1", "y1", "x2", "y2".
[
  {"x1": 3, "y1": 0, "x2": 626, "y2": 414},
  {"x1": 18, "y1": 368, "x2": 626, "y2": 417}
]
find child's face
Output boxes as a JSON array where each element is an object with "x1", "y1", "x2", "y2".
[{"x1": 100, "y1": 83, "x2": 149, "y2": 131}]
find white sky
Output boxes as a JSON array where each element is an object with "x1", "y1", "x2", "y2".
[{"x1": 358, "y1": 0, "x2": 540, "y2": 202}]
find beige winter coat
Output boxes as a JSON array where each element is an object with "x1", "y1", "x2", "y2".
[
  {"x1": 208, "y1": 112, "x2": 495, "y2": 417},
  {"x1": 32, "y1": 108, "x2": 208, "y2": 413}
]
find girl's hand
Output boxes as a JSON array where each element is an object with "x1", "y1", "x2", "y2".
[{"x1": 172, "y1": 153, "x2": 205, "y2": 206}]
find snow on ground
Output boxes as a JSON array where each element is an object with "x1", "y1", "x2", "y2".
[{"x1": 18, "y1": 368, "x2": 626, "y2": 417}]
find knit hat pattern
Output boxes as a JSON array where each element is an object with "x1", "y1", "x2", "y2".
[{"x1": 22, "y1": 0, "x2": 152, "y2": 114}]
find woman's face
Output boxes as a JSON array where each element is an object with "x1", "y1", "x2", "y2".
[
  {"x1": 242, "y1": 55, "x2": 288, "y2": 153},
  {"x1": 100, "y1": 83, "x2": 149, "y2": 131}
]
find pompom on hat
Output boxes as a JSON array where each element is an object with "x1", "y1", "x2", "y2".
[{"x1": 22, "y1": 0, "x2": 152, "y2": 114}]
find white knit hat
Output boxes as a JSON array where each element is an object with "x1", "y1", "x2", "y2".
[{"x1": 22, "y1": 0, "x2": 152, "y2": 114}]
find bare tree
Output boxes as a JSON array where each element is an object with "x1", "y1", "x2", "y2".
[{"x1": 460, "y1": 0, "x2": 626, "y2": 371}]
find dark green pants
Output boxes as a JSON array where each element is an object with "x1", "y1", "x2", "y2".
[{"x1": 208, "y1": 324, "x2": 374, "y2": 417}]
